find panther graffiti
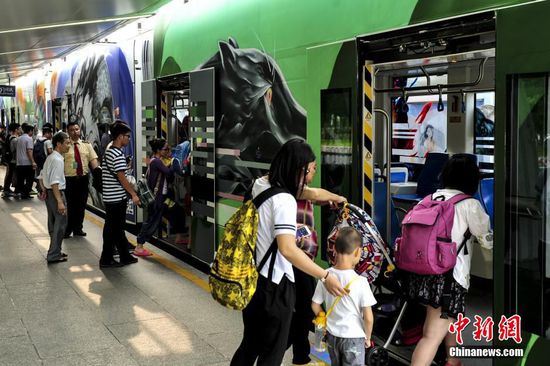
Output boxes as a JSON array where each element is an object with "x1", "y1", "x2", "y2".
[{"x1": 198, "y1": 38, "x2": 307, "y2": 194}]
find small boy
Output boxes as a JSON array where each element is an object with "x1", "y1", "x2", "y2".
[{"x1": 312, "y1": 227, "x2": 376, "y2": 366}]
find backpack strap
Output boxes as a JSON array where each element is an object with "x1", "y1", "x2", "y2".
[
  {"x1": 257, "y1": 239, "x2": 278, "y2": 281},
  {"x1": 326, "y1": 275, "x2": 360, "y2": 318},
  {"x1": 253, "y1": 186, "x2": 289, "y2": 281},
  {"x1": 440, "y1": 228, "x2": 471, "y2": 319},
  {"x1": 445, "y1": 193, "x2": 472, "y2": 205},
  {"x1": 252, "y1": 186, "x2": 287, "y2": 208}
]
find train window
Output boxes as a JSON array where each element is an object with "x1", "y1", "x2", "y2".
[
  {"x1": 506, "y1": 74, "x2": 550, "y2": 337},
  {"x1": 474, "y1": 92, "x2": 495, "y2": 175},
  {"x1": 320, "y1": 88, "x2": 352, "y2": 260}
]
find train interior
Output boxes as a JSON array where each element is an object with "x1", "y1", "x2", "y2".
[
  {"x1": 355, "y1": 12, "x2": 496, "y2": 365},
  {"x1": 155, "y1": 75, "x2": 193, "y2": 252}
]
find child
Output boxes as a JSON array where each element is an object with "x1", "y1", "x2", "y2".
[{"x1": 312, "y1": 227, "x2": 376, "y2": 366}]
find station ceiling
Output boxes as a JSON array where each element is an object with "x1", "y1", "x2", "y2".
[{"x1": 0, "y1": 0, "x2": 168, "y2": 85}]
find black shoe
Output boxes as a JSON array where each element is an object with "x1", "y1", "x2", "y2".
[
  {"x1": 120, "y1": 256, "x2": 138, "y2": 265},
  {"x1": 64, "y1": 233, "x2": 72, "y2": 239},
  {"x1": 73, "y1": 230, "x2": 87, "y2": 236},
  {"x1": 99, "y1": 260, "x2": 123, "y2": 268},
  {"x1": 61, "y1": 252, "x2": 68, "y2": 258},
  {"x1": 47, "y1": 257, "x2": 68, "y2": 264}
]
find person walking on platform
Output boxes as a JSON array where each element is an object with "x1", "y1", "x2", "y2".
[
  {"x1": 34, "y1": 123, "x2": 54, "y2": 195},
  {"x1": 16, "y1": 123, "x2": 36, "y2": 199},
  {"x1": 99, "y1": 121, "x2": 140, "y2": 268},
  {"x1": 135, "y1": 138, "x2": 178, "y2": 257},
  {"x1": 38, "y1": 131, "x2": 71, "y2": 264},
  {"x1": 63, "y1": 122, "x2": 99, "y2": 238},
  {"x1": 230, "y1": 139, "x2": 347, "y2": 366},
  {"x1": 2, "y1": 123, "x2": 21, "y2": 198}
]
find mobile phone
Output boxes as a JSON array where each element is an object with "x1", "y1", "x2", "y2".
[{"x1": 296, "y1": 225, "x2": 312, "y2": 239}]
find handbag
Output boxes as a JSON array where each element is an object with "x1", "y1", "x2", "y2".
[{"x1": 296, "y1": 200, "x2": 318, "y2": 260}]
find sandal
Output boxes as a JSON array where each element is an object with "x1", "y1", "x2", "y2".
[{"x1": 134, "y1": 248, "x2": 153, "y2": 257}]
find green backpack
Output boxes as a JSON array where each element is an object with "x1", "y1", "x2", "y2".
[{"x1": 209, "y1": 187, "x2": 285, "y2": 310}]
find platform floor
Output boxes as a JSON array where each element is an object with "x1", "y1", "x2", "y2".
[{"x1": 0, "y1": 166, "x2": 492, "y2": 365}]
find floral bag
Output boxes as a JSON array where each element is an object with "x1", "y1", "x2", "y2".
[{"x1": 296, "y1": 200, "x2": 318, "y2": 260}]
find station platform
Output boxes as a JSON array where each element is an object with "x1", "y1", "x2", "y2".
[{"x1": 0, "y1": 168, "x2": 492, "y2": 365}]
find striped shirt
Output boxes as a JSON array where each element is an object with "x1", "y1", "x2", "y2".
[{"x1": 102, "y1": 147, "x2": 127, "y2": 203}]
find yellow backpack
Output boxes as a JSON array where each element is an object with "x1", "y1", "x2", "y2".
[{"x1": 209, "y1": 187, "x2": 285, "y2": 310}]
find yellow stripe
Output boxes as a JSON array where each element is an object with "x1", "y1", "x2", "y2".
[
  {"x1": 363, "y1": 186, "x2": 373, "y2": 205},
  {"x1": 364, "y1": 80, "x2": 373, "y2": 101},
  {"x1": 364, "y1": 160, "x2": 373, "y2": 181},
  {"x1": 85, "y1": 213, "x2": 210, "y2": 292},
  {"x1": 363, "y1": 119, "x2": 373, "y2": 140}
]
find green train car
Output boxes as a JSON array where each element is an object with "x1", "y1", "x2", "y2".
[{"x1": 147, "y1": 0, "x2": 550, "y2": 364}]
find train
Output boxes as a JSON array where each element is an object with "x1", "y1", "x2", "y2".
[{"x1": 2, "y1": 0, "x2": 550, "y2": 363}]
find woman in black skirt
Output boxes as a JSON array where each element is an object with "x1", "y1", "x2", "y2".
[{"x1": 404, "y1": 155, "x2": 493, "y2": 366}]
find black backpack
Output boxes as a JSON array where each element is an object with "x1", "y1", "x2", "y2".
[
  {"x1": 33, "y1": 139, "x2": 47, "y2": 169},
  {"x1": 2, "y1": 135, "x2": 15, "y2": 164}
]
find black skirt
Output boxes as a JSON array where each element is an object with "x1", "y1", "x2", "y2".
[{"x1": 402, "y1": 272, "x2": 467, "y2": 319}]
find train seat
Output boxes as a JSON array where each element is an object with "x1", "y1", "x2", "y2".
[
  {"x1": 479, "y1": 177, "x2": 494, "y2": 228},
  {"x1": 389, "y1": 167, "x2": 409, "y2": 183}
]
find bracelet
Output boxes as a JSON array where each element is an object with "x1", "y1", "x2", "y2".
[{"x1": 320, "y1": 271, "x2": 330, "y2": 283}]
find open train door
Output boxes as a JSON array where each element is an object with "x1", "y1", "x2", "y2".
[
  {"x1": 496, "y1": 2, "x2": 550, "y2": 364},
  {"x1": 188, "y1": 68, "x2": 216, "y2": 264}
]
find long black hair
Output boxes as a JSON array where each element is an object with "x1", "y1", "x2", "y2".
[
  {"x1": 268, "y1": 139, "x2": 316, "y2": 198},
  {"x1": 149, "y1": 138, "x2": 167, "y2": 154}
]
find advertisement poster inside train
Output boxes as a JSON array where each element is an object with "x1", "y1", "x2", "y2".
[{"x1": 392, "y1": 96, "x2": 447, "y2": 164}]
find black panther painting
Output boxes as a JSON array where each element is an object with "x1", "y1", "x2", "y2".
[{"x1": 197, "y1": 38, "x2": 307, "y2": 195}]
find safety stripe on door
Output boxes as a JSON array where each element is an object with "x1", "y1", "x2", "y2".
[
  {"x1": 161, "y1": 93, "x2": 168, "y2": 137},
  {"x1": 362, "y1": 62, "x2": 374, "y2": 215}
]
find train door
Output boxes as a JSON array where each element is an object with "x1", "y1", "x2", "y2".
[
  {"x1": 495, "y1": 2, "x2": 550, "y2": 363},
  {"x1": 143, "y1": 69, "x2": 216, "y2": 265},
  {"x1": 357, "y1": 12, "x2": 496, "y2": 364},
  {"x1": 150, "y1": 73, "x2": 194, "y2": 254}
]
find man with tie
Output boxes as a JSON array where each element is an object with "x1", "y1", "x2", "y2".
[{"x1": 63, "y1": 122, "x2": 99, "y2": 238}]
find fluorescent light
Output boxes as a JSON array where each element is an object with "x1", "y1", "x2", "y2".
[
  {"x1": 0, "y1": 13, "x2": 155, "y2": 35},
  {"x1": 0, "y1": 43, "x2": 87, "y2": 56}
]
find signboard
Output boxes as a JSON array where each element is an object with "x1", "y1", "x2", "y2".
[{"x1": 0, "y1": 85, "x2": 15, "y2": 97}]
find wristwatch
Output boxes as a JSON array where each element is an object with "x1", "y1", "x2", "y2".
[{"x1": 320, "y1": 271, "x2": 330, "y2": 284}]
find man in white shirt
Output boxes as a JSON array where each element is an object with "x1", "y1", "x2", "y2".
[{"x1": 39, "y1": 132, "x2": 71, "y2": 264}]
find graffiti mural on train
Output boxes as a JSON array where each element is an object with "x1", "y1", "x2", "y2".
[
  {"x1": 198, "y1": 38, "x2": 306, "y2": 194},
  {"x1": 65, "y1": 47, "x2": 135, "y2": 211}
]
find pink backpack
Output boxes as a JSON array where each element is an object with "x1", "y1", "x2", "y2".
[{"x1": 395, "y1": 193, "x2": 471, "y2": 275}]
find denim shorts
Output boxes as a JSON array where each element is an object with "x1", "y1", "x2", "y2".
[{"x1": 326, "y1": 333, "x2": 365, "y2": 366}]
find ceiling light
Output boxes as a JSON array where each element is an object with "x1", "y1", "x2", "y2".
[{"x1": 0, "y1": 13, "x2": 154, "y2": 35}]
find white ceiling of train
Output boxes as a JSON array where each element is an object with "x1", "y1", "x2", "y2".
[{"x1": 0, "y1": 0, "x2": 168, "y2": 85}]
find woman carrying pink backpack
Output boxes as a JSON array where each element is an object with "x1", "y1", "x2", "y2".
[{"x1": 400, "y1": 155, "x2": 493, "y2": 366}]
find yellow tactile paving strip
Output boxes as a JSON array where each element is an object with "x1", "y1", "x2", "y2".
[{"x1": 85, "y1": 213, "x2": 210, "y2": 292}]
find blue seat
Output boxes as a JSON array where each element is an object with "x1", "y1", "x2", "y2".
[
  {"x1": 416, "y1": 152, "x2": 449, "y2": 197},
  {"x1": 479, "y1": 177, "x2": 494, "y2": 228},
  {"x1": 389, "y1": 167, "x2": 409, "y2": 183},
  {"x1": 392, "y1": 153, "x2": 449, "y2": 203},
  {"x1": 373, "y1": 181, "x2": 401, "y2": 248}
]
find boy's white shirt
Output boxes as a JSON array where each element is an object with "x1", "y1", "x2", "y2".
[{"x1": 312, "y1": 268, "x2": 376, "y2": 338}]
